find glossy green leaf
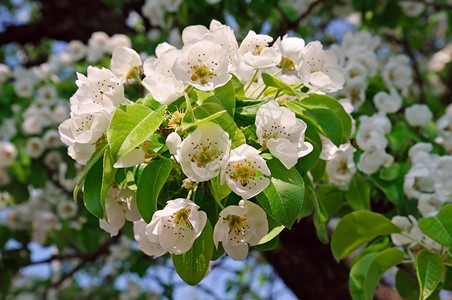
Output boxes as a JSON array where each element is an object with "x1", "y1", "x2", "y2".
[
  {"x1": 286, "y1": 94, "x2": 352, "y2": 146},
  {"x1": 73, "y1": 142, "x2": 107, "y2": 202},
  {"x1": 101, "y1": 147, "x2": 117, "y2": 210},
  {"x1": 349, "y1": 248, "x2": 404, "y2": 300},
  {"x1": 418, "y1": 204, "x2": 452, "y2": 248},
  {"x1": 258, "y1": 225, "x2": 284, "y2": 245},
  {"x1": 379, "y1": 163, "x2": 400, "y2": 181},
  {"x1": 396, "y1": 268, "x2": 419, "y2": 300},
  {"x1": 304, "y1": 175, "x2": 328, "y2": 224},
  {"x1": 416, "y1": 250, "x2": 444, "y2": 300},
  {"x1": 213, "y1": 80, "x2": 236, "y2": 117},
  {"x1": 261, "y1": 72, "x2": 304, "y2": 99},
  {"x1": 331, "y1": 211, "x2": 401, "y2": 260},
  {"x1": 256, "y1": 159, "x2": 304, "y2": 228},
  {"x1": 136, "y1": 159, "x2": 172, "y2": 223},
  {"x1": 83, "y1": 158, "x2": 104, "y2": 219},
  {"x1": 107, "y1": 104, "x2": 166, "y2": 161},
  {"x1": 346, "y1": 173, "x2": 370, "y2": 211},
  {"x1": 172, "y1": 221, "x2": 214, "y2": 286}
]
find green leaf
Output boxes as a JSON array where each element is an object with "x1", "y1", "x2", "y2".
[
  {"x1": 83, "y1": 158, "x2": 105, "y2": 219},
  {"x1": 172, "y1": 221, "x2": 214, "y2": 286},
  {"x1": 73, "y1": 142, "x2": 107, "y2": 202},
  {"x1": 261, "y1": 72, "x2": 304, "y2": 98},
  {"x1": 213, "y1": 80, "x2": 236, "y2": 117},
  {"x1": 346, "y1": 173, "x2": 370, "y2": 211},
  {"x1": 136, "y1": 159, "x2": 172, "y2": 222},
  {"x1": 418, "y1": 204, "x2": 452, "y2": 248},
  {"x1": 349, "y1": 248, "x2": 404, "y2": 300},
  {"x1": 416, "y1": 250, "x2": 444, "y2": 300},
  {"x1": 379, "y1": 163, "x2": 400, "y2": 181},
  {"x1": 396, "y1": 267, "x2": 419, "y2": 300},
  {"x1": 101, "y1": 147, "x2": 117, "y2": 210},
  {"x1": 304, "y1": 175, "x2": 328, "y2": 224},
  {"x1": 286, "y1": 94, "x2": 352, "y2": 145},
  {"x1": 258, "y1": 225, "x2": 284, "y2": 245},
  {"x1": 107, "y1": 104, "x2": 166, "y2": 161},
  {"x1": 369, "y1": 174, "x2": 402, "y2": 205},
  {"x1": 256, "y1": 159, "x2": 304, "y2": 228},
  {"x1": 331, "y1": 211, "x2": 401, "y2": 260}
]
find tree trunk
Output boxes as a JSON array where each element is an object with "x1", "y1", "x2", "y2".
[{"x1": 264, "y1": 218, "x2": 351, "y2": 299}]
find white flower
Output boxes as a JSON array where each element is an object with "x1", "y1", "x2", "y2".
[
  {"x1": 325, "y1": 142, "x2": 356, "y2": 186},
  {"x1": 399, "y1": 2, "x2": 424, "y2": 17},
  {"x1": 145, "y1": 198, "x2": 207, "y2": 255},
  {"x1": 0, "y1": 141, "x2": 17, "y2": 167},
  {"x1": 221, "y1": 144, "x2": 270, "y2": 199},
  {"x1": 70, "y1": 66, "x2": 124, "y2": 114},
  {"x1": 107, "y1": 34, "x2": 132, "y2": 53},
  {"x1": 67, "y1": 143, "x2": 96, "y2": 165},
  {"x1": 390, "y1": 215, "x2": 423, "y2": 246},
  {"x1": 0, "y1": 63, "x2": 10, "y2": 84},
  {"x1": 100, "y1": 187, "x2": 141, "y2": 237},
  {"x1": 110, "y1": 47, "x2": 142, "y2": 82},
  {"x1": 174, "y1": 123, "x2": 231, "y2": 182},
  {"x1": 238, "y1": 30, "x2": 282, "y2": 69},
  {"x1": 113, "y1": 148, "x2": 146, "y2": 168},
  {"x1": 342, "y1": 77, "x2": 367, "y2": 109},
  {"x1": 213, "y1": 200, "x2": 268, "y2": 261},
  {"x1": 279, "y1": 36, "x2": 305, "y2": 72},
  {"x1": 142, "y1": 43, "x2": 186, "y2": 104},
  {"x1": 43, "y1": 130, "x2": 62, "y2": 149},
  {"x1": 298, "y1": 41, "x2": 345, "y2": 93},
  {"x1": 382, "y1": 54, "x2": 412, "y2": 90},
  {"x1": 373, "y1": 88, "x2": 402, "y2": 113},
  {"x1": 255, "y1": 100, "x2": 313, "y2": 169},
  {"x1": 59, "y1": 111, "x2": 110, "y2": 146},
  {"x1": 172, "y1": 39, "x2": 231, "y2": 91},
  {"x1": 26, "y1": 137, "x2": 45, "y2": 159},
  {"x1": 405, "y1": 104, "x2": 433, "y2": 127},
  {"x1": 357, "y1": 148, "x2": 394, "y2": 175},
  {"x1": 67, "y1": 40, "x2": 87, "y2": 62},
  {"x1": 133, "y1": 219, "x2": 167, "y2": 258},
  {"x1": 57, "y1": 201, "x2": 78, "y2": 220}
]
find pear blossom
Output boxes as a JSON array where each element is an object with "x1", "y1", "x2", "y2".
[
  {"x1": 0, "y1": 141, "x2": 17, "y2": 167},
  {"x1": 70, "y1": 66, "x2": 124, "y2": 114},
  {"x1": 58, "y1": 111, "x2": 110, "y2": 146},
  {"x1": 221, "y1": 144, "x2": 270, "y2": 199},
  {"x1": 182, "y1": 20, "x2": 238, "y2": 69},
  {"x1": 325, "y1": 142, "x2": 356, "y2": 186},
  {"x1": 390, "y1": 215, "x2": 423, "y2": 246},
  {"x1": 26, "y1": 137, "x2": 45, "y2": 159},
  {"x1": 238, "y1": 30, "x2": 282, "y2": 69},
  {"x1": 405, "y1": 104, "x2": 433, "y2": 127},
  {"x1": 133, "y1": 219, "x2": 167, "y2": 258},
  {"x1": 113, "y1": 148, "x2": 146, "y2": 168},
  {"x1": 145, "y1": 198, "x2": 207, "y2": 255},
  {"x1": 67, "y1": 143, "x2": 96, "y2": 165},
  {"x1": 0, "y1": 63, "x2": 10, "y2": 84},
  {"x1": 43, "y1": 130, "x2": 62, "y2": 149},
  {"x1": 278, "y1": 36, "x2": 305, "y2": 72},
  {"x1": 173, "y1": 123, "x2": 231, "y2": 182},
  {"x1": 373, "y1": 88, "x2": 402, "y2": 113},
  {"x1": 342, "y1": 77, "x2": 367, "y2": 109},
  {"x1": 110, "y1": 47, "x2": 142, "y2": 82},
  {"x1": 44, "y1": 150, "x2": 63, "y2": 170},
  {"x1": 298, "y1": 41, "x2": 345, "y2": 93},
  {"x1": 107, "y1": 34, "x2": 132, "y2": 53},
  {"x1": 213, "y1": 200, "x2": 268, "y2": 261},
  {"x1": 172, "y1": 39, "x2": 231, "y2": 91},
  {"x1": 357, "y1": 148, "x2": 394, "y2": 175},
  {"x1": 382, "y1": 54, "x2": 412, "y2": 90},
  {"x1": 66, "y1": 40, "x2": 87, "y2": 62},
  {"x1": 255, "y1": 100, "x2": 313, "y2": 169},
  {"x1": 57, "y1": 201, "x2": 78, "y2": 220},
  {"x1": 142, "y1": 43, "x2": 185, "y2": 104},
  {"x1": 99, "y1": 187, "x2": 141, "y2": 237}
]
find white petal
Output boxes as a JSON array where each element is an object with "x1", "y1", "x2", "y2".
[
  {"x1": 113, "y1": 148, "x2": 146, "y2": 168},
  {"x1": 266, "y1": 138, "x2": 299, "y2": 169}
]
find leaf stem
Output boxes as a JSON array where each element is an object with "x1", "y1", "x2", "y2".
[
  {"x1": 399, "y1": 232, "x2": 430, "y2": 249},
  {"x1": 244, "y1": 69, "x2": 259, "y2": 93}
]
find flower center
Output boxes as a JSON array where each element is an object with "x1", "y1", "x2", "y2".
[
  {"x1": 252, "y1": 44, "x2": 264, "y2": 56},
  {"x1": 190, "y1": 64, "x2": 215, "y2": 85},
  {"x1": 192, "y1": 146, "x2": 219, "y2": 168},
  {"x1": 174, "y1": 208, "x2": 192, "y2": 227},
  {"x1": 230, "y1": 161, "x2": 256, "y2": 186},
  {"x1": 279, "y1": 57, "x2": 295, "y2": 72},
  {"x1": 168, "y1": 110, "x2": 185, "y2": 133},
  {"x1": 338, "y1": 160, "x2": 349, "y2": 174},
  {"x1": 225, "y1": 214, "x2": 247, "y2": 233}
]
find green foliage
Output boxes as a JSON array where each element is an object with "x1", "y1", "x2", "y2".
[
  {"x1": 256, "y1": 159, "x2": 304, "y2": 228},
  {"x1": 349, "y1": 248, "x2": 404, "y2": 300},
  {"x1": 136, "y1": 159, "x2": 172, "y2": 222},
  {"x1": 331, "y1": 211, "x2": 401, "y2": 260},
  {"x1": 416, "y1": 250, "x2": 444, "y2": 300},
  {"x1": 172, "y1": 221, "x2": 214, "y2": 286},
  {"x1": 418, "y1": 204, "x2": 452, "y2": 248}
]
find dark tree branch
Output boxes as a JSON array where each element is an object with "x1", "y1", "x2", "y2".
[
  {"x1": 274, "y1": 0, "x2": 326, "y2": 37},
  {"x1": 0, "y1": 0, "x2": 134, "y2": 46},
  {"x1": 264, "y1": 218, "x2": 351, "y2": 299}
]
